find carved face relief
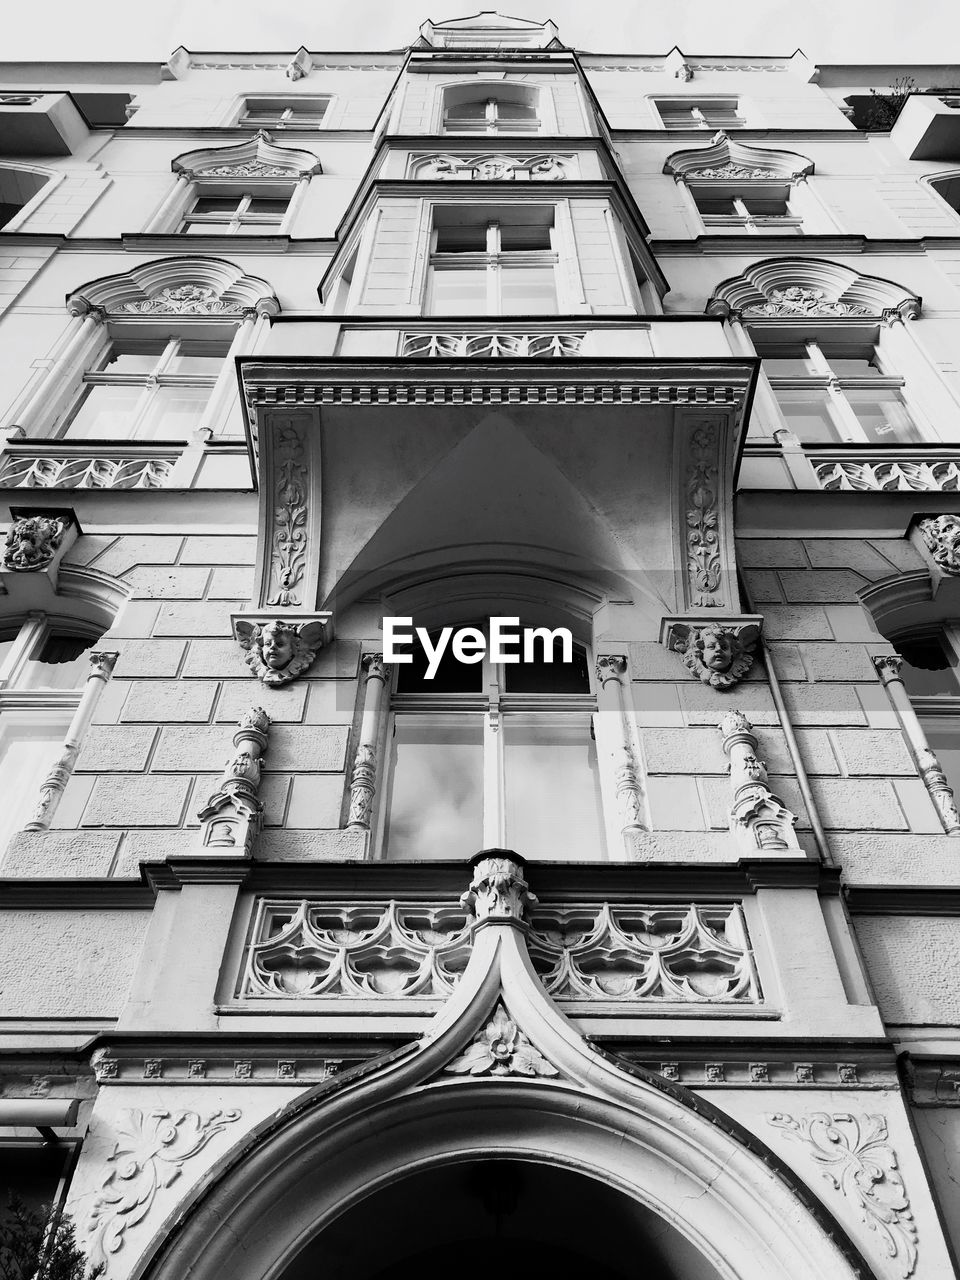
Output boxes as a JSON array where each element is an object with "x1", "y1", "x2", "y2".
[
  {"x1": 679, "y1": 623, "x2": 758, "y2": 689},
  {"x1": 2, "y1": 514, "x2": 67, "y2": 572},
  {"x1": 700, "y1": 627, "x2": 735, "y2": 671},
  {"x1": 918, "y1": 513, "x2": 960, "y2": 576},
  {"x1": 235, "y1": 619, "x2": 324, "y2": 685}
]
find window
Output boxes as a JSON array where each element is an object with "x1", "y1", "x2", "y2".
[
  {"x1": 894, "y1": 631, "x2": 960, "y2": 796},
  {"x1": 180, "y1": 192, "x2": 290, "y2": 235},
  {"x1": 0, "y1": 615, "x2": 103, "y2": 854},
  {"x1": 427, "y1": 205, "x2": 558, "y2": 315},
  {"x1": 443, "y1": 84, "x2": 540, "y2": 134},
  {"x1": 239, "y1": 96, "x2": 330, "y2": 128},
  {"x1": 655, "y1": 99, "x2": 744, "y2": 129},
  {"x1": 382, "y1": 626, "x2": 605, "y2": 862},
  {"x1": 691, "y1": 181, "x2": 802, "y2": 233},
  {"x1": 757, "y1": 339, "x2": 924, "y2": 445},
  {"x1": 61, "y1": 338, "x2": 227, "y2": 441}
]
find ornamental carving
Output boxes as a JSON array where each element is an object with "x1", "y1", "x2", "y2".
[
  {"x1": 767, "y1": 1112, "x2": 918, "y2": 1277},
  {"x1": 266, "y1": 426, "x2": 308, "y2": 607},
  {"x1": 917, "y1": 514, "x2": 960, "y2": 575},
  {"x1": 119, "y1": 285, "x2": 244, "y2": 315},
  {"x1": 460, "y1": 854, "x2": 537, "y2": 922},
  {"x1": 414, "y1": 153, "x2": 569, "y2": 181},
  {"x1": 0, "y1": 454, "x2": 173, "y2": 490},
  {"x1": 669, "y1": 621, "x2": 759, "y2": 689},
  {"x1": 196, "y1": 707, "x2": 270, "y2": 855},
  {"x1": 401, "y1": 332, "x2": 583, "y2": 358},
  {"x1": 743, "y1": 286, "x2": 871, "y2": 318},
  {"x1": 87, "y1": 1108, "x2": 241, "y2": 1269},
  {"x1": 816, "y1": 460, "x2": 960, "y2": 492},
  {"x1": 235, "y1": 618, "x2": 326, "y2": 684},
  {"x1": 685, "y1": 424, "x2": 723, "y2": 607},
  {"x1": 2, "y1": 513, "x2": 67, "y2": 571},
  {"x1": 445, "y1": 1005, "x2": 558, "y2": 1078},
  {"x1": 689, "y1": 163, "x2": 773, "y2": 179},
  {"x1": 202, "y1": 162, "x2": 293, "y2": 177},
  {"x1": 719, "y1": 710, "x2": 800, "y2": 852}
]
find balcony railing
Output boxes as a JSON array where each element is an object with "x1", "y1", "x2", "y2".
[
  {"x1": 0, "y1": 443, "x2": 177, "y2": 490},
  {"x1": 400, "y1": 331, "x2": 585, "y2": 358}
]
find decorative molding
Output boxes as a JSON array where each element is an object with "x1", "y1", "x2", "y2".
[
  {"x1": 246, "y1": 381, "x2": 744, "y2": 409},
  {"x1": 719, "y1": 710, "x2": 801, "y2": 853},
  {"x1": 119, "y1": 285, "x2": 242, "y2": 315},
  {"x1": 666, "y1": 131, "x2": 813, "y2": 180},
  {"x1": 68, "y1": 257, "x2": 279, "y2": 319},
  {"x1": 917, "y1": 514, "x2": 960, "y2": 575},
  {"x1": 815, "y1": 458, "x2": 960, "y2": 492},
  {"x1": 767, "y1": 1112, "x2": 918, "y2": 1278},
  {"x1": 663, "y1": 616, "x2": 762, "y2": 688},
  {"x1": 172, "y1": 131, "x2": 322, "y2": 181},
  {"x1": 2, "y1": 513, "x2": 68, "y2": 571},
  {"x1": 400, "y1": 332, "x2": 584, "y2": 358},
  {"x1": 266, "y1": 425, "x2": 308, "y2": 607},
  {"x1": 234, "y1": 615, "x2": 330, "y2": 685},
  {"x1": 87, "y1": 1108, "x2": 241, "y2": 1270},
  {"x1": 196, "y1": 707, "x2": 270, "y2": 856},
  {"x1": 0, "y1": 452, "x2": 175, "y2": 490},
  {"x1": 683, "y1": 422, "x2": 724, "y2": 607},
  {"x1": 460, "y1": 853, "x2": 536, "y2": 922},
  {"x1": 707, "y1": 257, "x2": 921, "y2": 322},
  {"x1": 445, "y1": 1005, "x2": 558, "y2": 1078},
  {"x1": 410, "y1": 152, "x2": 571, "y2": 181}
]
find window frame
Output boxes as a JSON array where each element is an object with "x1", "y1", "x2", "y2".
[
  {"x1": 440, "y1": 83, "x2": 544, "y2": 135},
  {"x1": 688, "y1": 178, "x2": 803, "y2": 234},
  {"x1": 375, "y1": 628, "x2": 607, "y2": 862},
  {"x1": 179, "y1": 188, "x2": 292, "y2": 236},
  {"x1": 653, "y1": 97, "x2": 745, "y2": 130},
  {"x1": 237, "y1": 96, "x2": 332, "y2": 129},
  {"x1": 425, "y1": 206, "x2": 561, "y2": 316}
]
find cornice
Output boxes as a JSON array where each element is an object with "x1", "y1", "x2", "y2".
[
  {"x1": 612, "y1": 128, "x2": 868, "y2": 142},
  {"x1": 844, "y1": 886, "x2": 960, "y2": 915},
  {"x1": 0, "y1": 880, "x2": 154, "y2": 908},
  {"x1": 652, "y1": 236, "x2": 939, "y2": 255}
]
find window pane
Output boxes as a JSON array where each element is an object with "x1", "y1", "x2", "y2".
[
  {"x1": 193, "y1": 196, "x2": 240, "y2": 214},
  {"x1": 764, "y1": 357, "x2": 815, "y2": 377},
  {"x1": 504, "y1": 714, "x2": 606, "y2": 860},
  {"x1": 0, "y1": 720, "x2": 69, "y2": 853},
  {"x1": 447, "y1": 100, "x2": 488, "y2": 121},
  {"x1": 504, "y1": 639, "x2": 591, "y2": 693},
  {"x1": 246, "y1": 198, "x2": 289, "y2": 215},
  {"x1": 828, "y1": 357, "x2": 882, "y2": 377},
  {"x1": 101, "y1": 350, "x2": 162, "y2": 374},
  {"x1": 0, "y1": 637, "x2": 15, "y2": 671},
  {"x1": 496, "y1": 100, "x2": 537, "y2": 121},
  {"x1": 429, "y1": 267, "x2": 488, "y2": 314},
  {"x1": 897, "y1": 636, "x2": 960, "y2": 696},
  {"x1": 696, "y1": 196, "x2": 738, "y2": 215},
  {"x1": 166, "y1": 352, "x2": 225, "y2": 377},
  {"x1": 383, "y1": 716, "x2": 484, "y2": 860},
  {"x1": 20, "y1": 634, "x2": 94, "y2": 690},
  {"x1": 138, "y1": 385, "x2": 210, "y2": 438},
  {"x1": 846, "y1": 388, "x2": 922, "y2": 444},
  {"x1": 922, "y1": 721, "x2": 960, "y2": 795},
  {"x1": 499, "y1": 222, "x2": 552, "y2": 251},
  {"x1": 743, "y1": 196, "x2": 790, "y2": 215},
  {"x1": 65, "y1": 384, "x2": 143, "y2": 438},
  {"x1": 395, "y1": 631, "x2": 484, "y2": 694},
  {"x1": 773, "y1": 388, "x2": 840, "y2": 443},
  {"x1": 500, "y1": 265, "x2": 557, "y2": 314},
  {"x1": 435, "y1": 223, "x2": 489, "y2": 252}
]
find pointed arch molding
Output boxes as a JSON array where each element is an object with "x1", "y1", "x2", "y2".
[
  {"x1": 172, "y1": 130, "x2": 322, "y2": 180},
  {"x1": 133, "y1": 900, "x2": 873, "y2": 1280},
  {"x1": 665, "y1": 130, "x2": 814, "y2": 180},
  {"x1": 706, "y1": 257, "x2": 922, "y2": 321},
  {"x1": 66, "y1": 257, "x2": 280, "y2": 317}
]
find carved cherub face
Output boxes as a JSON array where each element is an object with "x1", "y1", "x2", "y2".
[
  {"x1": 678, "y1": 623, "x2": 758, "y2": 690},
  {"x1": 699, "y1": 626, "x2": 735, "y2": 672},
  {"x1": 260, "y1": 622, "x2": 296, "y2": 670}
]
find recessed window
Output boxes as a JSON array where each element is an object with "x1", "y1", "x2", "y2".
[
  {"x1": 655, "y1": 98, "x2": 744, "y2": 129},
  {"x1": 895, "y1": 635, "x2": 960, "y2": 697},
  {"x1": 692, "y1": 183, "x2": 801, "y2": 232},
  {"x1": 893, "y1": 630, "x2": 960, "y2": 799},
  {"x1": 756, "y1": 338, "x2": 923, "y2": 445},
  {"x1": 239, "y1": 97, "x2": 330, "y2": 128},
  {"x1": 180, "y1": 193, "x2": 290, "y2": 235},
  {"x1": 383, "y1": 625, "x2": 603, "y2": 862},
  {"x1": 62, "y1": 339, "x2": 227, "y2": 441},
  {"x1": 427, "y1": 205, "x2": 558, "y2": 315},
  {"x1": 443, "y1": 84, "x2": 540, "y2": 134}
]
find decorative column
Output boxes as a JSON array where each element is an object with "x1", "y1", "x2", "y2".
[
  {"x1": 143, "y1": 171, "x2": 194, "y2": 234},
  {"x1": 873, "y1": 655, "x2": 960, "y2": 836},
  {"x1": 595, "y1": 655, "x2": 646, "y2": 834},
  {"x1": 24, "y1": 651, "x2": 118, "y2": 831},
  {"x1": 196, "y1": 707, "x2": 271, "y2": 855},
  {"x1": 719, "y1": 709, "x2": 800, "y2": 854},
  {"x1": 347, "y1": 654, "x2": 390, "y2": 829},
  {"x1": 3, "y1": 298, "x2": 105, "y2": 436}
]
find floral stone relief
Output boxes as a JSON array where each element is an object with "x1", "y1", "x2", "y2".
[{"x1": 445, "y1": 1005, "x2": 558, "y2": 1078}]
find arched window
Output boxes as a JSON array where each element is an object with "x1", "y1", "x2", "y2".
[
  {"x1": 442, "y1": 83, "x2": 540, "y2": 135},
  {"x1": 0, "y1": 164, "x2": 55, "y2": 231},
  {"x1": 929, "y1": 172, "x2": 960, "y2": 220},
  {"x1": 381, "y1": 621, "x2": 605, "y2": 862}
]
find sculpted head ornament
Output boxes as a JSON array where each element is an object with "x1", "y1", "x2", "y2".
[
  {"x1": 918, "y1": 514, "x2": 960, "y2": 576},
  {"x1": 235, "y1": 619, "x2": 325, "y2": 685},
  {"x1": 3, "y1": 514, "x2": 67, "y2": 572},
  {"x1": 679, "y1": 623, "x2": 759, "y2": 689}
]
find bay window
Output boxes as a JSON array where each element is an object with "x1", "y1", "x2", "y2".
[
  {"x1": 427, "y1": 205, "x2": 558, "y2": 315},
  {"x1": 381, "y1": 627, "x2": 605, "y2": 862}
]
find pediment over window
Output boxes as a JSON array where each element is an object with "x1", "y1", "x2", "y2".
[
  {"x1": 706, "y1": 257, "x2": 921, "y2": 320},
  {"x1": 664, "y1": 132, "x2": 813, "y2": 180},
  {"x1": 172, "y1": 131, "x2": 322, "y2": 180},
  {"x1": 66, "y1": 257, "x2": 280, "y2": 317}
]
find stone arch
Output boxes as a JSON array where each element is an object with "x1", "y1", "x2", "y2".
[
  {"x1": 129, "y1": 918, "x2": 873, "y2": 1280},
  {"x1": 66, "y1": 256, "x2": 280, "y2": 318},
  {"x1": 706, "y1": 256, "x2": 921, "y2": 320},
  {"x1": 665, "y1": 131, "x2": 813, "y2": 180}
]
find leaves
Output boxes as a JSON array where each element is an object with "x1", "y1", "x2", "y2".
[{"x1": 0, "y1": 1194, "x2": 102, "y2": 1280}]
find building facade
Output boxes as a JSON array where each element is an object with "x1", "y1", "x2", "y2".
[{"x1": 2, "y1": 11, "x2": 960, "y2": 1278}]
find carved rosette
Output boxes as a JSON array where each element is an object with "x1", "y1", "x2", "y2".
[
  {"x1": 2, "y1": 513, "x2": 67, "y2": 571},
  {"x1": 87, "y1": 1108, "x2": 241, "y2": 1269},
  {"x1": 460, "y1": 854, "x2": 537, "y2": 922},
  {"x1": 719, "y1": 710, "x2": 799, "y2": 852},
  {"x1": 767, "y1": 1112, "x2": 918, "y2": 1277},
  {"x1": 197, "y1": 707, "x2": 270, "y2": 855},
  {"x1": 267, "y1": 426, "x2": 309, "y2": 607},
  {"x1": 917, "y1": 514, "x2": 960, "y2": 576},
  {"x1": 445, "y1": 1005, "x2": 558, "y2": 1078},
  {"x1": 665, "y1": 619, "x2": 760, "y2": 689}
]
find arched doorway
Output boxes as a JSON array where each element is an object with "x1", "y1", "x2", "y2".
[{"x1": 279, "y1": 1158, "x2": 722, "y2": 1280}]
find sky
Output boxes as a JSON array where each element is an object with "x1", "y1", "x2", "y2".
[{"x1": 4, "y1": 0, "x2": 960, "y2": 65}]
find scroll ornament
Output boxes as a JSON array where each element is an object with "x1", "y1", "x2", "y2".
[
  {"x1": 2, "y1": 513, "x2": 67, "y2": 571},
  {"x1": 671, "y1": 621, "x2": 759, "y2": 689},
  {"x1": 235, "y1": 618, "x2": 326, "y2": 685}
]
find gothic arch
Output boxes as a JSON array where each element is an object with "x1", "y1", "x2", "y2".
[
  {"x1": 706, "y1": 256, "x2": 921, "y2": 320},
  {"x1": 130, "y1": 906, "x2": 872, "y2": 1280},
  {"x1": 66, "y1": 257, "x2": 280, "y2": 317},
  {"x1": 665, "y1": 131, "x2": 814, "y2": 180},
  {"x1": 171, "y1": 130, "x2": 322, "y2": 180}
]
